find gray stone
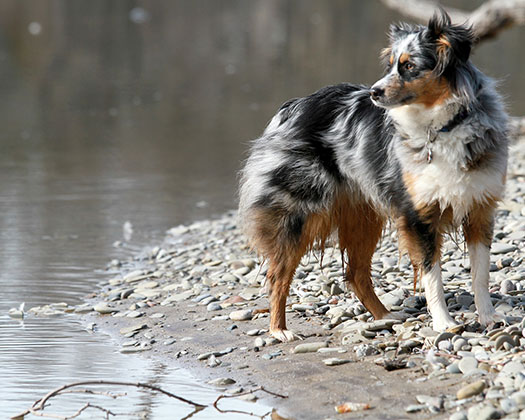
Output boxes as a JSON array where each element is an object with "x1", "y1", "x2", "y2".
[
  {"x1": 119, "y1": 323, "x2": 148, "y2": 335},
  {"x1": 208, "y1": 377, "x2": 236, "y2": 386},
  {"x1": 365, "y1": 319, "x2": 401, "y2": 331},
  {"x1": 354, "y1": 344, "x2": 379, "y2": 357},
  {"x1": 454, "y1": 338, "x2": 468, "y2": 352},
  {"x1": 93, "y1": 302, "x2": 115, "y2": 314},
  {"x1": 500, "y1": 397, "x2": 518, "y2": 413},
  {"x1": 500, "y1": 279, "x2": 515, "y2": 294},
  {"x1": 323, "y1": 357, "x2": 352, "y2": 366},
  {"x1": 293, "y1": 342, "x2": 328, "y2": 354},
  {"x1": 457, "y1": 294, "x2": 474, "y2": 307},
  {"x1": 459, "y1": 357, "x2": 479, "y2": 374},
  {"x1": 229, "y1": 309, "x2": 253, "y2": 321},
  {"x1": 449, "y1": 411, "x2": 467, "y2": 420},
  {"x1": 446, "y1": 361, "x2": 461, "y2": 374},
  {"x1": 254, "y1": 337, "x2": 265, "y2": 348},
  {"x1": 502, "y1": 361, "x2": 524, "y2": 376},
  {"x1": 381, "y1": 291, "x2": 404, "y2": 309},
  {"x1": 491, "y1": 243, "x2": 518, "y2": 254},
  {"x1": 405, "y1": 404, "x2": 426, "y2": 413},
  {"x1": 206, "y1": 302, "x2": 222, "y2": 311},
  {"x1": 435, "y1": 331, "x2": 455, "y2": 347},
  {"x1": 467, "y1": 404, "x2": 501, "y2": 420}
]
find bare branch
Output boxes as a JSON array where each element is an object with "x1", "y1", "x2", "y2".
[
  {"x1": 380, "y1": 0, "x2": 525, "y2": 43},
  {"x1": 213, "y1": 386, "x2": 288, "y2": 419},
  {"x1": 11, "y1": 380, "x2": 206, "y2": 420},
  {"x1": 379, "y1": 0, "x2": 467, "y2": 24}
]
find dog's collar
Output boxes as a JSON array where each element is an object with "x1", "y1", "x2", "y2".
[
  {"x1": 425, "y1": 106, "x2": 469, "y2": 163},
  {"x1": 437, "y1": 106, "x2": 469, "y2": 133}
]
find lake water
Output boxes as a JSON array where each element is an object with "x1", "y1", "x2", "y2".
[{"x1": 1, "y1": 1, "x2": 524, "y2": 418}]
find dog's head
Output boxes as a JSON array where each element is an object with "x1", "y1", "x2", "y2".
[{"x1": 370, "y1": 10, "x2": 474, "y2": 109}]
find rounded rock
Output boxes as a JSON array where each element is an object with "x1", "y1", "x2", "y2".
[
  {"x1": 229, "y1": 309, "x2": 253, "y2": 321},
  {"x1": 458, "y1": 357, "x2": 479, "y2": 374},
  {"x1": 456, "y1": 380, "x2": 486, "y2": 400}
]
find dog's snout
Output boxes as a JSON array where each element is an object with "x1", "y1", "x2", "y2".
[{"x1": 370, "y1": 87, "x2": 384, "y2": 100}]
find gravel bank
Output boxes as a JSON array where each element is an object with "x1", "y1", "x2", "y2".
[{"x1": 30, "y1": 140, "x2": 524, "y2": 420}]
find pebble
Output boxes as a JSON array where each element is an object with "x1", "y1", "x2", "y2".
[
  {"x1": 449, "y1": 411, "x2": 467, "y2": 420},
  {"x1": 458, "y1": 357, "x2": 479, "y2": 375},
  {"x1": 206, "y1": 302, "x2": 222, "y2": 311},
  {"x1": 456, "y1": 380, "x2": 486, "y2": 400},
  {"x1": 467, "y1": 404, "x2": 500, "y2": 420},
  {"x1": 119, "y1": 323, "x2": 148, "y2": 335},
  {"x1": 293, "y1": 342, "x2": 328, "y2": 354},
  {"x1": 93, "y1": 302, "x2": 115, "y2": 314},
  {"x1": 323, "y1": 358, "x2": 352, "y2": 366},
  {"x1": 254, "y1": 337, "x2": 265, "y2": 348},
  {"x1": 208, "y1": 377, "x2": 236, "y2": 386},
  {"x1": 229, "y1": 309, "x2": 253, "y2": 321},
  {"x1": 491, "y1": 243, "x2": 518, "y2": 254},
  {"x1": 365, "y1": 319, "x2": 401, "y2": 331}
]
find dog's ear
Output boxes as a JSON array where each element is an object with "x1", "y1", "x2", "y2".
[{"x1": 426, "y1": 8, "x2": 474, "y2": 75}]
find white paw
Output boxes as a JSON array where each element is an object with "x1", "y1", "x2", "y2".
[
  {"x1": 270, "y1": 329, "x2": 302, "y2": 342},
  {"x1": 431, "y1": 313, "x2": 458, "y2": 332},
  {"x1": 479, "y1": 310, "x2": 507, "y2": 327}
]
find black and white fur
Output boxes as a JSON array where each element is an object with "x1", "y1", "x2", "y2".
[{"x1": 239, "y1": 11, "x2": 508, "y2": 340}]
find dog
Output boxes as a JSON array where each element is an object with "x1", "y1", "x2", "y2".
[{"x1": 239, "y1": 10, "x2": 508, "y2": 341}]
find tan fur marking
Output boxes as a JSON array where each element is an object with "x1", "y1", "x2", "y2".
[
  {"x1": 407, "y1": 72, "x2": 452, "y2": 107},
  {"x1": 399, "y1": 52, "x2": 411, "y2": 64},
  {"x1": 336, "y1": 197, "x2": 389, "y2": 319},
  {"x1": 463, "y1": 199, "x2": 498, "y2": 246},
  {"x1": 437, "y1": 34, "x2": 451, "y2": 57},
  {"x1": 248, "y1": 193, "x2": 392, "y2": 331}
]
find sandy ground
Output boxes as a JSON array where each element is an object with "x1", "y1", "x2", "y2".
[{"x1": 85, "y1": 276, "x2": 465, "y2": 420}]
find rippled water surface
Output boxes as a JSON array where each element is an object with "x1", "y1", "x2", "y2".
[{"x1": 1, "y1": 1, "x2": 524, "y2": 418}]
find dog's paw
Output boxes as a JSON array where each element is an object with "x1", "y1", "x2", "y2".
[
  {"x1": 479, "y1": 310, "x2": 508, "y2": 328},
  {"x1": 270, "y1": 328, "x2": 302, "y2": 342},
  {"x1": 432, "y1": 314, "x2": 458, "y2": 332}
]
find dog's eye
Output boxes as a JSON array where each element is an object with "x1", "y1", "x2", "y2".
[{"x1": 405, "y1": 62, "x2": 414, "y2": 71}]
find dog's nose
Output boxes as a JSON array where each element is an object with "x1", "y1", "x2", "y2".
[{"x1": 370, "y1": 87, "x2": 384, "y2": 100}]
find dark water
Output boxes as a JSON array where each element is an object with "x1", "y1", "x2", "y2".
[{"x1": 1, "y1": 1, "x2": 524, "y2": 417}]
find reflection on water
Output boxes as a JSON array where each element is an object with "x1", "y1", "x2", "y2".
[
  {"x1": 0, "y1": 0, "x2": 523, "y2": 418},
  {"x1": 3, "y1": 315, "x2": 270, "y2": 419}
]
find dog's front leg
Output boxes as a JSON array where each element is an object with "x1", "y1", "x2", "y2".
[
  {"x1": 421, "y1": 262, "x2": 457, "y2": 331},
  {"x1": 397, "y1": 211, "x2": 457, "y2": 331},
  {"x1": 463, "y1": 203, "x2": 501, "y2": 326}
]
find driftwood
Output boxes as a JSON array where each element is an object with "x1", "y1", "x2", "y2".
[
  {"x1": 380, "y1": 0, "x2": 525, "y2": 43},
  {"x1": 11, "y1": 380, "x2": 287, "y2": 420}
]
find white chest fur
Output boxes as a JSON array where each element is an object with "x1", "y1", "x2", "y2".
[{"x1": 389, "y1": 103, "x2": 505, "y2": 224}]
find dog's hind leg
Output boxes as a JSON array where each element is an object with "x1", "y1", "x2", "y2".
[
  {"x1": 249, "y1": 208, "x2": 331, "y2": 342},
  {"x1": 339, "y1": 202, "x2": 390, "y2": 319},
  {"x1": 266, "y1": 252, "x2": 303, "y2": 342}
]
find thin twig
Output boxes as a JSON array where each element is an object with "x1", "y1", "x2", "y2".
[
  {"x1": 60, "y1": 389, "x2": 126, "y2": 399},
  {"x1": 28, "y1": 402, "x2": 115, "y2": 420},
  {"x1": 11, "y1": 380, "x2": 205, "y2": 420},
  {"x1": 213, "y1": 386, "x2": 287, "y2": 419}
]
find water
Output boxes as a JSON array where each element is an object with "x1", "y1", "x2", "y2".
[{"x1": 0, "y1": 1, "x2": 524, "y2": 418}]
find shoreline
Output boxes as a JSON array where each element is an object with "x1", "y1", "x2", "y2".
[{"x1": 30, "y1": 140, "x2": 525, "y2": 420}]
